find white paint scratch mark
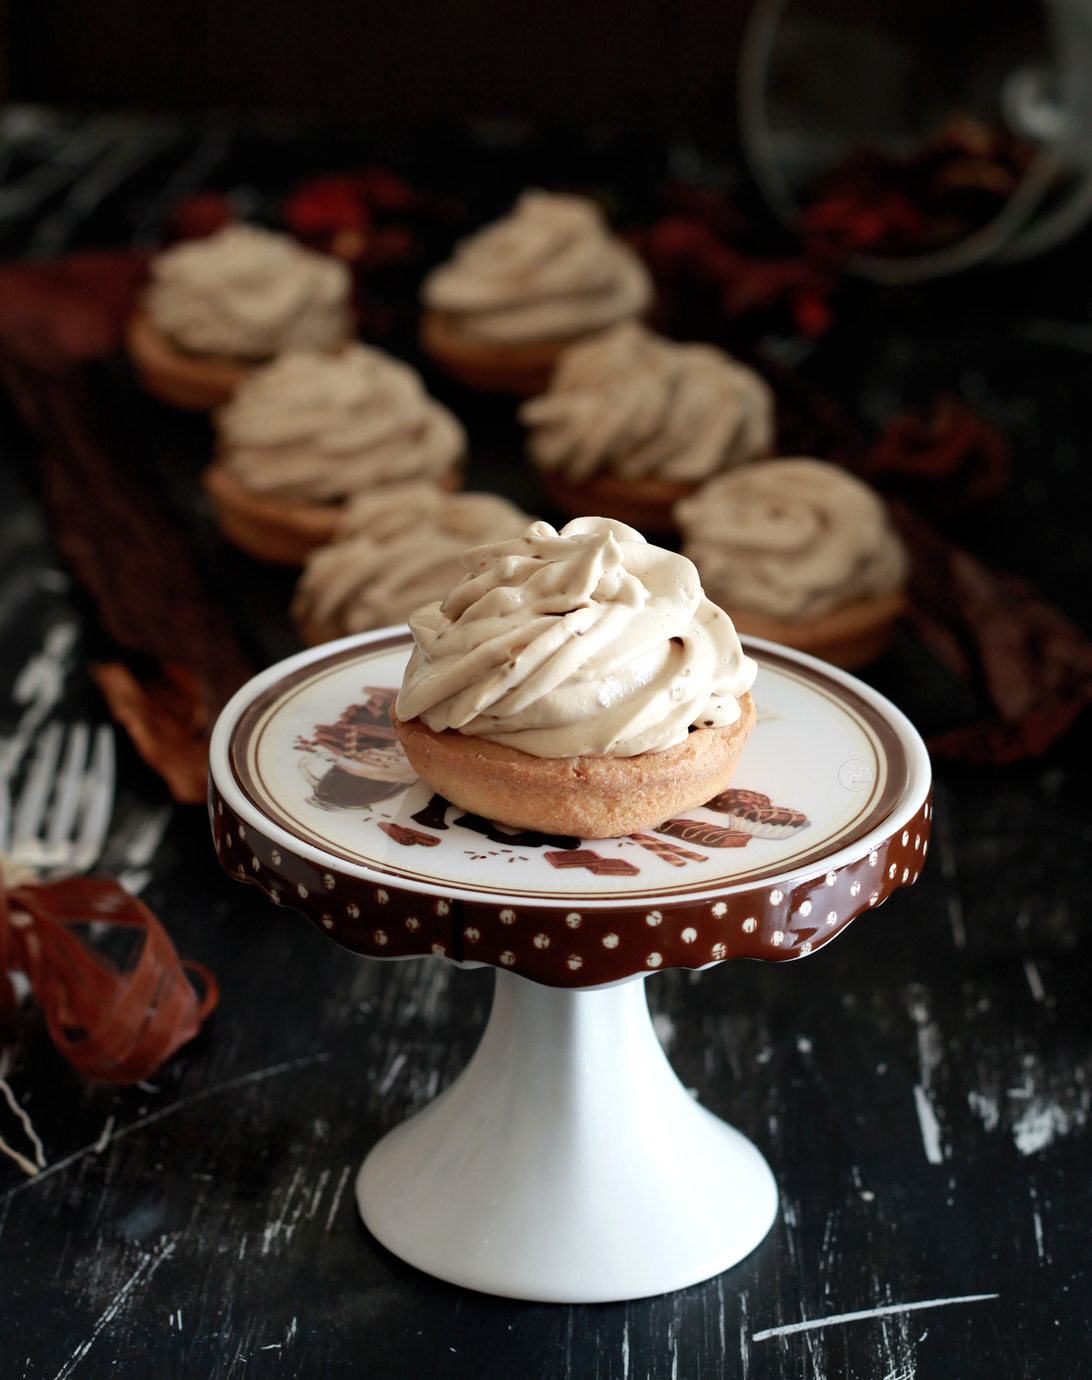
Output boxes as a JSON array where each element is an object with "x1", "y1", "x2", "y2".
[
  {"x1": 738, "y1": 1290, "x2": 748, "y2": 1380},
  {"x1": 92, "y1": 1117, "x2": 115, "y2": 1154},
  {"x1": 238, "y1": 1234, "x2": 247, "y2": 1261},
  {"x1": 752, "y1": 1293, "x2": 999, "y2": 1342},
  {"x1": 1023, "y1": 961, "x2": 1045, "y2": 1002},
  {"x1": 307, "y1": 1167, "x2": 331, "y2": 1219},
  {"x1": 287, "y1": 1317, "x2": 297, "y2": 1345},
  {"x1": 325, "y1": 1165, "x2": 351, "y2": 1232},
  {"x1": 1033, "y1": 1212, "x2": 1044, "y2": 1259},
  {"x1": 913, "y1": 1086, "x2": 944, "y2": 1165},
  {"x1": 262, "y1": 1166, "x2": 304, "y2": 1255},
  {"x1": 0, "y1": 1061, "x2": 46, "y2": 1171},
  {"x1": 51, "y1": 1236, "x2": 177, "y2": 1380},
  {"x1": 0, "y1": 1131, "x2": 39, "y2": 1178},
  {"x1": 622, "y1": 1318, "x2": 629, "y2": 1380},
  {"x1": 0, "y1": 1052, "x2": 331, "y2": 1204},
  {"x1": 377, "y1": 1052, "x2": 408, "y2": 1097},
  {"x1": 967, "y1": 1091, "x2": 1000, "y2": 1133},
  {"x1": 908, "y1": 991, "x2": 945, "y2": 1164},
  {"x1": 1013, "y1": 1101, "x2": 1081, "y2": 1156}
]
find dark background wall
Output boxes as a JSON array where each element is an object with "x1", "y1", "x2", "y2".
[{"x1": 2, "y1": 0, "x2": 750, "y2": 135}]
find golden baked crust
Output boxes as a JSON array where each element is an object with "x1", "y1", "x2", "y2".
[
  {"x1": 125, "y1": 309, "x2": 250, "y2": 411},
  {"x1": 420, "y1": 310, "x2": 583, "y2": 397},
  {"x1": 391, "y1": 693, "x2": 757, "y2": 839},
  {"x1": 203, "y1": 463, "x2": 463, "y2": 569},
  {"x1": 536, "y1": 467, "x2": 699, "y2": 533},
  {"x1": 202, "y1": 465, "x2": 341, "y2": 566},
  {"x1": 725, "y1": 593, "x2": 908, "y2": 671}
]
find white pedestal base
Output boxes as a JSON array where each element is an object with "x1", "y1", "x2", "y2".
[{"x1": 356, "y1": 970, "x2": 778, "y2": 1303}]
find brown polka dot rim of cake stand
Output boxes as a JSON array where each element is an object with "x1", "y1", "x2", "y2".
[{"x1": 208, "y1": 778, "x2": 932, "y2": 989}]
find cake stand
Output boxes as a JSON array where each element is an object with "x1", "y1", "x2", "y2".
[{"x1": 208, "y1": 630, "x2": 931, "y2": 1303}]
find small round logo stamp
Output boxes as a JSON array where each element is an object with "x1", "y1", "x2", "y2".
[{"x1": 838, "y1": 758, "x2": 874, "y2": 792}]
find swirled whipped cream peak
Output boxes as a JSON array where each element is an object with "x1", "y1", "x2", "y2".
[
  {"x1": 520, "y1": 322, "x2": 775, "y2": 485},
  {"x1": 396, "y1": 516, "x2": 757, "y2": 758},
  {"x1": 216, "y1": 345, "x2": 465, "y2": 502},
  {"x1": 420, "y1": 191, "x2": 652, "y2": 344},
  {"x1": 675, "y1": 459, "x2": 909, "y2": 622},
  {"x1": 292, "y1": 484, "x2": 531, "y2": 638},
  {"x1": 144, "y1": 224, "x2": 352, "y2": 359}
]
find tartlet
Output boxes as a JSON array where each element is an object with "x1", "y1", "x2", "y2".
[
  {"x1": 391, "y1": 694, "x2": 756, "y2": 839},
  {"x1": 128, "y1": 224, "x2": 352, "y2": 411},
  {"x1": 675, "y1": 458, "x2": 909, "y2": 670},
  {"x1": 291, "y1": 484, "x2": 531, "y2": 644},
  {"x1": 204, "y1": 345, "x2": 465, "y2": 565},
  {"x1": 522, "y1": 322, "x2": 774, "y2": 532},
  {"x1": 392, "y1": 516, "x2": 758, "y2": 838},
  {"x1": 419, "y1": 191, "x2": 652, "y2": 396}
]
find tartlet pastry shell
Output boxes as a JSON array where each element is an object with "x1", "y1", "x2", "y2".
[
  {"x1": 390, "y1": 693, "x2": 757, "y2": 839},
  {"x1": 420, "y1": 310, "x2": 585, "y2": 397},
  {"x1": 203, "y1": 463, "x2": 463, "y2": 567},
  {"x1": 724, "y1": 593, "x2": 908, "y2": 671},
  {"x1": 125, "y1": 309, "x2": 251, "y2": 411},
  {"x1": 536, "y1": 467, "x2": 700, "y2": 533}
]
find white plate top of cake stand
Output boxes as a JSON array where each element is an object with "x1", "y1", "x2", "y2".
[
  {"x1": 208, "y1": 629, "x2": 931, "y2": 1304},
  {"x1": 209, "y1": 628, "x2": 932, "y2": 989}
]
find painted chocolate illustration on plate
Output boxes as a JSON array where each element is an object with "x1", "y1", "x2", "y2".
[
  {"x1": 293, "y1": 688, "x2": 809, "y2": 873},
  {"x1": 296, "y1": 687, "x2": 416, "y2": 810}
]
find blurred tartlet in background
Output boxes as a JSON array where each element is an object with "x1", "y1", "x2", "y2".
[
  {"x1": 675, "y1": 458, "x2": 909, "y2": 669},
  {"x1": 419, "y1": 190, "x2": 652, "y2": 395},
  {"x1": 126, "y1": 224, "x2": 353, "y2": 410},
  {"x1": 291, "y1": 483, "x2": 531, "y2": 644},
  {"x1": 204, "y1": 345, "x2": 466, "y2": 565},
  {"x1": 521, "y1": 322, "x2": 774, "y2": 531}
]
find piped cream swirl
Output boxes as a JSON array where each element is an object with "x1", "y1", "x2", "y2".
[
  {"x1": 144, "y1": 224, "x2": 351, "y2": 359},
  {"x1": 421, "y1": 191, "x2": 652, "y2": 344},
  {"x1": 396, "y1": 517, "x2": 757, "y2": 758},
  {"x1": 216, "y1": 346, "x2": 465, "y2": 502},
  {"x1": 675, "y1": 459, "x2": 909, "y2": 621},
  {"x1": 520, "y1": 323, "x2": 774, "y2": 484},
  {"x1": 292, "y1": 485, "x2": 531, "y2": 638}
]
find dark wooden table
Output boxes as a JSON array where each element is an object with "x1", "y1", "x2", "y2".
[{"x1": 1, "y1": 121, "x2": 1091, "y2": 1378}]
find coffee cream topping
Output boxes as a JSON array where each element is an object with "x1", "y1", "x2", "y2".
[
  {"x1": 144, "y1": 224, "x2": 351, "y2": 359},
  {"x1": 421, "y1": 191, "x2": 652, "y2": 344},
  {"x1": 396, "y1": 517, "x2": 757, "y2": 758},
  {"x1": 292, "y1": 485, "x2": 531, "y2": 638},
  {"x1": 675, "y1": 459, "x2": 909, "y2": 621},
  {"x1": 520, "y1": 322, "x2": 774, "y2": 485},
  {"x1": 216, "y1": 346, "x2": 465, "y2": 502}
]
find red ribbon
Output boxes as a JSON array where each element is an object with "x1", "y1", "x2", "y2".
[{"x1": 0, "y1": 874, "x2": 218, "y2": 1084}]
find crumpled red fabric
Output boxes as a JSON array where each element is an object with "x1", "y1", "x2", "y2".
[
  {"x1": 891, "y1": 502, "x2": 1092, "y2": 763},
  {"x1": 634, "y1": 215, "x2": 836, "y2": 338},
  {"x1": 0, "y1": 873, "x2": 218, "y2": 1084},
  {"x1": 862, "y1": 394, "x2": 1011, "y2": 513}
]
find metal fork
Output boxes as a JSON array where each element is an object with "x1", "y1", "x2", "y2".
[{"x1": 0, "y1": 721, "x2": 116, "y2": 877}]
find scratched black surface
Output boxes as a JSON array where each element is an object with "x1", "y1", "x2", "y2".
[{"x1": 1, "y1": 125, "x2": 1091, "y2": 1379}]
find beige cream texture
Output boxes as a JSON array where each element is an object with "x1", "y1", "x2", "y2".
[
  {"x1": 675, "y1": 458, "x2": 909, "y2": 621},
  {"x1": 292, "y1": 484, "x2": 531, "y2": 638},
  {"x1": 421, "y1": 191, "x2": 652, "y2": 344},
  {"x1": 215, "y1": 346, "x2": 465, "y2": 503},
  {"x1": 144, "y1": 224, "x2": 352, "y2": 358},
  {"x1": 521, "y1": 323, "x2": 774, "y2": 484},
  {"x1": 396, "y1": 516, "x2": 757, "y2": 759}
]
